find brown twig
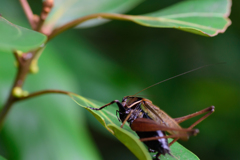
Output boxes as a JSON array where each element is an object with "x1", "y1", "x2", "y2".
[
  {"x1": 48, "y1": 13, "x2": 133, "y2": 41},
  {"x1": 0, "y1": 46, "x2": 72, "y2": 128},
  {"x1": 13, "y1": 50, "x2": 23, "y2": 65},
  {"x1": 36, "y1": 0, "x2": 54, "y2": 32},
  {"x1": 16, "y1": 89, "x2": 71, "y2": 102},
  {"x1": 19, "y1": 0, "x2": 36, "y2": 29},
  {"x1": 0, "y1": 49, "x2": 39, "y2": 128}
]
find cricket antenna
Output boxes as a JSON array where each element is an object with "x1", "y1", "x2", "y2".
[{"x1": 133, "y1": 62, "x2": 225, "y2": 96}]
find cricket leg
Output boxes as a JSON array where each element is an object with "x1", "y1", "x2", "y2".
[
  {"x1": 169, "y1": 138, "x2": 178, "y2": 146},
  {"x1": 120, "y1": 110, "x2": 133, "y2": 128},
  {"x1": 174, "y1": 106, "x2": 215, "y2": 125},
  {"x1": 153, "y1": 152, "x2": 161, "y2": 160},
  {"x1": 127, "y1": 100, "x2": 142, "y2": 108},
  {"x1": 88, "y1": 100, "x2": 123, "y2": 110},
  {"x1": 167, "y1": 106, "x2": 215, "y2": 146},
  {"x1": 131, "y1": 118, "x2": 199, "y2": 136}
]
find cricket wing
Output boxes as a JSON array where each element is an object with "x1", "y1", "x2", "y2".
[{"x1": 141, "y1": 98, "x2": 189, "y2": 139}]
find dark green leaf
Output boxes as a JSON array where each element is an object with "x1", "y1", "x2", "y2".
[
  {"x1": 70, "y1": 94, "x2": 200, "y2": 160},
  {"x1": 0, "y1": 17, "x2": 47, "y2": 52}
]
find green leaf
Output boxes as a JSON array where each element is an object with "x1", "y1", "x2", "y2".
[
  {"x1": 130, "y1": 0, "x2": 232, "y2": 36},
  {"x1": 0, "y1": 17, "x2": 47, "y2": 52},
  {"x1": 44, "y1": 0, "x2": 143, "y2": 29},
  {"x1": 0, "y1": 155, "x2": 7, "y2": 160},
  {"x1": 0, "y1": 48, "x2": 100, "y2": 160},
  {"x1": 70, "y1": 94, "x2": 200, "y2": 160},
  {"x1": 48, "y1": 0, "x2": 231, "y2": 39}
]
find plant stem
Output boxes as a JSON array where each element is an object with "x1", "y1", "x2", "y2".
[
  {"x1": 0, "y1": 95, "x2": 16, "y2": 128},
  {"x1": 16, "y1": 90, "x2": 70, "y2": 102},
  {"x1": 48, "y1": 13, "x2": 133, "y2": 41},
  {"x1": 36, "y1": 0, "x2": 54, "y2": 32},
  {"x1": 0, "y1": 50, "x2": 37, "y2": 128},
  {"x1": 19, "y1": 0, "x2": 36, "y2": 29},
  {"x1": 0, "y1": 48, "x2": 71, "y2": 128}
]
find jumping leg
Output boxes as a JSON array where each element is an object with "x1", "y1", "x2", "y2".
[
  {"x1": 174, "y1": 106, "x2": 214, "y2": 124},
  {"x1": 168, "y1": 106, "x2": 215, "y2": 146}
]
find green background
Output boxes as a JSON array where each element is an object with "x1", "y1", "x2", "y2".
[{"x1": 0, "y1": 0, "x2": 239, "y2": 160}]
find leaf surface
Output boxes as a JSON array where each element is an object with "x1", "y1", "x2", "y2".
[
  {"x1": 130, "y1": 0, "x2": 231, "y2": 36},
  {"x1": 44, "y1": 0, "x2": 143, "y2": 29},
  {"x1": 46, "y1": 0, "x2": 231, "y2": 37},
  {"x1": 0, "y1": 17, "x2": 47, "y2": 52},
  {"x1": 0, "y1": 155, "x2": 6, "y2": 160}
]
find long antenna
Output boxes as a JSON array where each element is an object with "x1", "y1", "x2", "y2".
[{"x1": 133, "y1": 63, "x2": 224, "y2": 96}]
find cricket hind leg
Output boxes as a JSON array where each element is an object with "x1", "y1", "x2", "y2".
[
  {"x1": 169, "y1": 106, "x2": 215, "y2": 146},
  {"x1": 174, "y1": 106, "x2": 215, "y2": 129}
]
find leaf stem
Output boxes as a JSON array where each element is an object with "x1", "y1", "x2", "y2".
[
  {"x1": 16, "y1": 89, "x2": 71, "y2": 102},
  {"x1": 48, "y1": 13, "x2": 133, "y2": 41}
]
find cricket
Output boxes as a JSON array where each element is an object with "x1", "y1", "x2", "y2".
[{"x1": 88, "y1": 65, "x2": 215, "y2": 160}]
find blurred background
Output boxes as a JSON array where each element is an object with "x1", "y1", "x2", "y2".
[{"x1": 0, "y1": 0, "x2": 240, "y2": 160}]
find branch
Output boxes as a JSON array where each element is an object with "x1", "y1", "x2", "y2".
[
  {"x1": 36, "y1": 0, "x2": 54, "y2": 32},
  {"x1": 16, "y1": 89, "x2": 71, "y2": 102},
  {"x1": 48, "y1": 13, "x2": 133, "y2": 41},
  {"x1": 13, "y1": 50, "x2": 23, "y2": 65},
  {"x1": 0, "y1": 49, "x2": 40, "y2": 128},
  {"x1": 19, "y1": 0, "x2": 37, "y2": 29}
]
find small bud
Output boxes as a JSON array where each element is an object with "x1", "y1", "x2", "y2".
[
  {"x1": 16, "y1": 50, "x2": 23, "y2": 56},
  {"x1": 29, "y1": 65, "x2": 39, "y2": 74},
  {"x1": 29, "y1": 60, "x2": 39, "y2": 74},
  {"x1": 12, "y1": 87, "x2": 23, "y2": 98},
  {"x1": 22, "y1": 91, "x2": 29, "y2": 97}
]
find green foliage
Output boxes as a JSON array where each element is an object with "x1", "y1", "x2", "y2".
[
  {"x1": 45, "y1": 0, "x2": 143, "y2": 28},
  {"x1": 0, "y1": 155, "x2": 6, "y2": 160},
  {"x1": 0, "y1": 48, "x2": 99, "y2": 160},
  {"x1": 0, "y1": 0, "x2": 234, "y2": 160},
  {"x1": 133, "y1": 0, "x2": 231, "y2": 36},
  {"x1": 0, "y1": 17, "x2": 46, "y2": 52}
]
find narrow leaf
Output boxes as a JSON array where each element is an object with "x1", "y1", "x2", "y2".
[
  {"x1": 70, "y1": 94, "x2": 200, "y2": 160},
  {"x1": 0, "y1": 17, "x2": 47, "y2": 52}
]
